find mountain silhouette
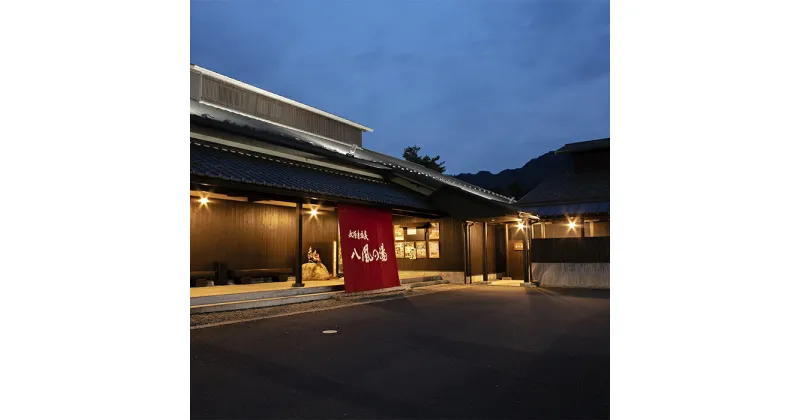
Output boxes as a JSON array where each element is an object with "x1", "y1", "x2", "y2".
[{"x1": 454, "y1": 151, "x2": 572, "y2": 200}]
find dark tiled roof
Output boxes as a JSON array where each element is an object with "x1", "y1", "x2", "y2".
[
  {"x1": 190, "y1": 140, "x2": 434, "y2": 210},
  {"x1": 517, "y1": 170, "x2": 609, "y2": 206},
  {"x1": 190, "y1": 101, "x2": 514, "y2": 204},
  {"x1": 555, "y1": 138, "x2": 610, "y2": 154}
]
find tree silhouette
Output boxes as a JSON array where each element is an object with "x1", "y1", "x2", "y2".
[{"x1": 402, "y1": 145, "x2": 446, "y2": 173}]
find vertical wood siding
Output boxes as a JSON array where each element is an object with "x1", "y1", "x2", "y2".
[
  {"x1": 507, "y1": 226, "x2": 527, "y2": 279},
  {"x1": 494, "y1": 225, "x2": 506, "y2": 274},
  {"x1": 201, "y1": 77, "x2": 363, "y2": 146},
  {"x1": 468, "y1": 223, "x2": 485, "y2": 276},
  {"x1": 486, "y1": 224, "x2": 497, "y2": 274},
  {"x1": 392, "y1": 216, "x2": 465, "y2": 271},
  {"x1": 190, "y1": 198, "x2": 338, "y2": 272},
  {"x1": 302, "y1": 210, "x2": 339, "y2": 271},
  {"x1": 531, "y1": 238, "x2": 610, "y2": 263}
]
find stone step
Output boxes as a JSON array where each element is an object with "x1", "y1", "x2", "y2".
[
  {"x1": 190, "y1": 291, "x2": 342, "y2": 314},
  {"x1": 190, "y1": 284, "x2": 345, "y2": 306},
  {"x1": 400, "y1": 275, "x2": 444, "y2": 285},
  {"x1": 407, "y1": 279, "x2": 448, "y2": 289}
]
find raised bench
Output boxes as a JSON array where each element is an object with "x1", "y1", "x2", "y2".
[
  {"x1": 228, "y1": 268, "x2": 293, "y2": 284},
  {"x1": 190, "y1": 271, "x2": 216, "y2": 287}
]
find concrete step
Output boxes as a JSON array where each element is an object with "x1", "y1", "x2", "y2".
[
  {"x1": 190, "y1": 290, "x2": 342, "y2": 314},
  {"x1": 400, "y1": 275, "x2": 443, "y2": 285},
  {"x1": 408, "y1": 279, "x2": 448, "y2": 289},
  {"x1": 190, "y1": 284, "x2": 345, "y2": 306}
]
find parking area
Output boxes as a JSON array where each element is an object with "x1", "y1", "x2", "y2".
[{"x1": 191, "y1": 286, "x2": 610, "y2": 419}]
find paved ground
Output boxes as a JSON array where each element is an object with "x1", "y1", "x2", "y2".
[
  {"x1": 191, "y1": 284, "x2": 468, "y2": 328},
  {"x1": 191, "y1": 286, "x2": 610, "y2": 419},
  {"x1": 190, "y1": 279, "x2": 345, "y2": 298}
]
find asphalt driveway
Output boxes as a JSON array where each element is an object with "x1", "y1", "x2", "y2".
[{"x1": 191, "y1": 286, "x2": 610, "y2": 419}]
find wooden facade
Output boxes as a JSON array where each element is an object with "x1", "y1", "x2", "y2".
[
  {"x1": 493, "y1": 225, "x2": 507, "y2": 276},
  {"x1": 531, "y1": 237, "x2": 610, "y2": 263},
  {"x1": 506, "y1": 226, "x2": 528, "y2": 280},
  {"x1": 532, "y1": 219, "x2": 610, "y2": 239},
  {"x1": 190, "y1": 195, "x2": 518, "y2": 283},
  {"x1": 191, "y1": 198, "x2": 293, "y2": 272},
  {"x1": 190, "y1": 198, "x2": 339, "y2": 273},
  {"x1": 464, "y1": 223, "x2": 506, "y2": 279},
  {"x1": 391, "y1": 216, "x2": 465, "y2": 271},
  {"x1": 468, "y1": 223, "x2": 485, "y2": 277},
  {"x1": 200, "y1": 77, "x2": 363, "y2": 146}
]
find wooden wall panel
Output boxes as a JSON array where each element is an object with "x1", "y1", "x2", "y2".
[
  {"x1": 392, "y1": 216, "x2": 464, "y2": 271},
  {"x1": 468, "y1": 223, "x2": 485, "y2": 276},
  {"x1": 494, "y1": 225, "x2": 507, "y2": 275},
  {"x1": 507, "y1": 226, "x2": 527, "y2": 280},
  {"x1": 201, "y1": 77, "x2": 363, "y2": 146},
  {"x1": 190, "y1": 198, "x2": 339, "y2": 273},
  {"x1": 190, "y1": 198, "x2": 293, "y2": 271},
  {"x1": 531, "y1": 237, "x2": 610, "y2": 263},
  {"x1": 591, "y1": 221, "x2": 610, "y2": 237},
  {"x1": 542, "y1": 222, "x2": 582, "y2": 239},
  {"x1": 486, "y1": 224, "x2": 497, "y2": 274},
  {"x1": 302, "y1": 210, "x2": 339, "y2": 273}
]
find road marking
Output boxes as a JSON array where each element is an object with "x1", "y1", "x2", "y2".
[{"x1": 323, "y1": 330, "x2": 338, "y2": 334}]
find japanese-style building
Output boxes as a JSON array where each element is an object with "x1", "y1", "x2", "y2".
[
  {"x1": 189, "y1": 65, "x2": 539, "y2": 307},
  {"x1": 516, "y1": 138, "x2": 610, "y2": 288}
]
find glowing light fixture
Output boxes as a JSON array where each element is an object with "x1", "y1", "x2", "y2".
[
  {"x1": 310, "y1": 207, "x2": 318, "y2": 217},
  {"x1": 199, "y1": 197, "x2": 209, "y2": 205},
  {"x1": 568, "y1": 221, "x2": 577, "y2": 229},
  {"x1": 517, "y1": 222, "x2": 524, "y2": 230}
]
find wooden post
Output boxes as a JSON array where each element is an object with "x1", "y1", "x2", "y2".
[
  {"x1": 333, "y1": 240, "x2": 337, "y2": 278},
  {"x1": 522, "y1": 220, "x2": 531, "y2": 283},
  {"x1": 483, "y1": 222, "x2": 488, "y2": 282},
  {"x1": 335, "y1": 218, "x2": 340, "y2": 277},
  {"x1": 293, "y1": 201, "x2": 305, "y2": 288},
  {"x1": 504, "y1": 223, "x2": 510, "y2": 279},
  {"x1": 580, "y1": 214, "x2": 585, "y2": 238},
  {"x1": 464, "y1": 222, "x2": 472, "y2": 284}
]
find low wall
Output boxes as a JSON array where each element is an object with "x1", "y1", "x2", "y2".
[
  {"x1": 467, "y1": 273, "x2": 503, "y2": 283},
  {"x1": 531, "y1": 263, "x2": 609, "y2": 289},
  {"x1": 397, "y1": 270, "x2": 504, "y2": 285},
  {"x1": 398, "y1": 270, "x2": 464, "y2": 285}
]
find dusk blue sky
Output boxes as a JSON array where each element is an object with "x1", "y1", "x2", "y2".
[{"x1": 191, "y1": 0, "x2": 609, "y2": 175}]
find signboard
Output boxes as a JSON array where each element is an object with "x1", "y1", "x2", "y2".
[
  {"x1": 428, "y1": 241, "x2": 440, "y2": 258},
  {"x1": 338, "y1": 204, "x2": 401, "y2": 292},
  {"x1": 407, "y1": 227, "x2": 417, "y2": 235},
  {"x1": 513, "y1": 241, "x2": 524, "y2": 251},
  {"x1": 404, "y1": 242, "x2": 416, "y2": 259},
  {"x1": 415, "y1": 241, "x2": 427, "y2": 258},
  {"x1": 428, "y1": 222, "x2": 440, "y2": 239},
  {"x1": 393, "y1": 226, "x2": 404, "y2": 241},
  {"x1": 394, "y1": 242, "x2": 405, "y2": 258}
]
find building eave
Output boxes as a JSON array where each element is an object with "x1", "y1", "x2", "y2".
[{"x1": 191, "y1": 64, "x2": 374, "y2": 132}]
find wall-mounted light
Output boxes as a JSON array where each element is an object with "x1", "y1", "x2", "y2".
[
  {"x1": 310, "y1": 207, "x2": 318, "y2": 217},
  {"x1": 517, "y1": 221, "x2": 524, "y2": 230},
  {"x1": 568, "y1": 221, "x2": 577, "y2": 229},
  {"x1": 199, "y1": 197, "x2": 209, "y2": 205}
]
